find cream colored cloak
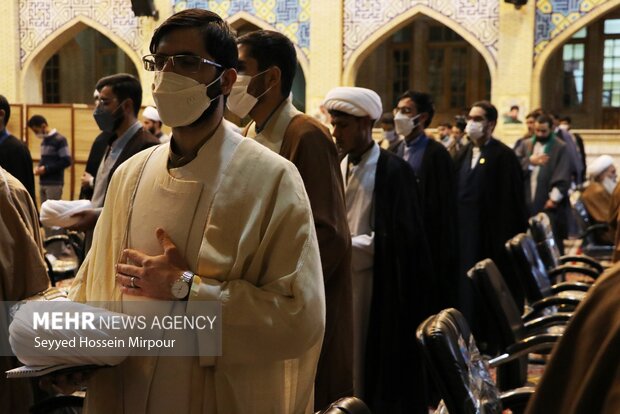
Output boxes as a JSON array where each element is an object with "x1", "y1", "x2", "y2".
[{"x1": 69, "y1": 122, "x2": 325, "y2": 414}]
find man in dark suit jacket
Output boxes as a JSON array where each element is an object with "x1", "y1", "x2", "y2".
[
  {"x1": 0, "y1": 95, "x2": 36, "y2": 203},
  {"x1": 393, "y1": 91, "x2": 460, "y2": 318},
  {"x1": 70, "y1": 74, "x2": 159, "y2": 233},
  {"x1": 455, "y1": 101, "x2": 528, "y2": 339}
]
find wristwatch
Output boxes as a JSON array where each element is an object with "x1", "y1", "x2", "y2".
[{"x1": 171, "y1": 270, "x2": 194, "y2": 299}]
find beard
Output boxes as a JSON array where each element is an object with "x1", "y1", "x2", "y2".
[{"x1": 188, "y1": 78, "x2": 223, "y2": 127}]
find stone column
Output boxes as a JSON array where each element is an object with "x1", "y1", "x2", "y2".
[
  {"x1": 492, "y1": 1, "x2": 536, "y2": 146},
  {"x1": 0, "y1": 1, "x2": 20, "y2": 102},
  {"x1": 307, "y1": 0, "x2": 344, "y2": 115}
]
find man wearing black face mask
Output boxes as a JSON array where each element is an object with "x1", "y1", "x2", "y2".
[
  {"x1": 69, "y1": 74, "x2": 158, "y2": 239},
  {"x1": 520, "y1": 114, "x2": 571, "y2": 253}
]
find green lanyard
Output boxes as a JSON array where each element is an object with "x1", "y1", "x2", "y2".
[{"x1": 530, "y1": 133, "x2": 555, "y2": 156}]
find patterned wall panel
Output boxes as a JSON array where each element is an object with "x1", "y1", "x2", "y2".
[
  {"x1": 172, "y1": 0, "x2": 310, "y2": 59},
  {"x1": 534, "y1": 0, "x2": 609, "y2": 60},
  {"x1": 343, "y1": 0, "x2": 499, "y2": 66},
  {"x1": 19, "y1": 0, "x2": 146, "y2": 67}
]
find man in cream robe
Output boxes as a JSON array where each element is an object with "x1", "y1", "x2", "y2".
[
  {"x1": 68, "y1": 119, "x2": 325, "y2": 414},
  {"x1": 67, "y1": 9, "x2": 325, "y2": 414},
  {"x1": 235, "y1": 30, "x2": 353, "y2": 410},
  {"x1": 0, "y1": 167, "x2": 50, "y2": 413}
]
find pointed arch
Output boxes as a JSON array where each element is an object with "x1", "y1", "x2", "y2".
[
  {"x1": 342, "y1": 4, "x2": 496, "y2": 87},
  {"x1": 20, "y1": 15, "x2": 142, "y2": 103},
  {"x1": 532, "y1": 1, "x2": 620, "y2": 106},
  {"x1": 226, "y1": 12, "x2": 310, "y2": 79}
]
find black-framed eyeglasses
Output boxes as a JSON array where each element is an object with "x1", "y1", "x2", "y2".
[{"x1": 142, "y1": 54, "x2": 223, "y2": 74}]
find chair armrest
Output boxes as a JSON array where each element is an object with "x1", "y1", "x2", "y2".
[
  {"x1": 43, "y1": 234, "x2": 71, "y2": 247},
  {"x1": 489, "y1": 334, "x2": 561, "y2": 367},
  {"x1": 549, "y1": 264, "x2": 600, "y2": 280},
  {"x1": 559, "y1": 254, "x2": 604, "y2": 273},
  {"x1": 550, "y1": 281, "x2": 592, "y2": 294},
  {"x1": 523, "y1": 296, "x2": 582, "y2": 321},
  {"x1": 523, "y1": 312, "x2": 572, "y2": 336},
  {"x1": 500, "y1": 387, "x2": 536, "y2": 411}
]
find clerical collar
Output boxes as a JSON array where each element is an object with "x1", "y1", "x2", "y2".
[
  {"x1": 168, "y1": 119, "x2": 222, "y2": 169},
  {"x1": 255, "y1": 98, "x2": 288, "y2": 134},
  {"x1": 349, "y1": 141, "x2": 375, "y2": 166}
]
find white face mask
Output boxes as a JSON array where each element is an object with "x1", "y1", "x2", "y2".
[
  {"x1": 558, "y1": 124, "x2": 570, "y2": 131},
  {"x1": 465, "y1": 121, "x2": 485, "y2": 143},
  {"x1": 35, "y1": 133, "x2": 45, "y2": 139},
  {"x1": 226, "y1": 69, "x2": 272, "y2": 118},
  {"x1": 383, "y1": 129, "x2": 398, "y2": 142},
  {"x1": 603, "y1": 176, "x2": 617, "y2": 194},
  {"x1": 152, "y1": 71, "x2": 222, "y2": 127},
  {"x1": 394, "y1": 112, "x2": 420, "y2": 137}
]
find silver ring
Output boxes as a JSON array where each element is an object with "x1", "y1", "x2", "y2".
[{"x1": 130, "y1": 276, "x2": 136, "y2": 289}]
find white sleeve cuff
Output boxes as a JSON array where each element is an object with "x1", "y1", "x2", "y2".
[{"x1": 549, "y1": 187, "x2": 563, "y2": 203}]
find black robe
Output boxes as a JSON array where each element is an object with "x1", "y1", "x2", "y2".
[
  {"x1": 364, "y1": 149, "x2": 433, "y2": 414},
  {"x1": 416, "y1": 138, "x2": 460, "y2": 314},
  {"x1": 455, "y1": 139, "x2": 529, "y2": 346},
  {"x1": 0, "y1": 134, "x2": 36, "y2": 203}
]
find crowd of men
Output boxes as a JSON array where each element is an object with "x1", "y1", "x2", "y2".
[{"x1": 1, "y1": 7, "x2": 620, "y2": 414}]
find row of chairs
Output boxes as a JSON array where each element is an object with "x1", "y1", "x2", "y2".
[{"x1": 414, "y1": 212, "x2": 608, "y2": 413}]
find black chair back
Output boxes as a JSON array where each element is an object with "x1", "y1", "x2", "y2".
[
  {"x1": 468, "y1": 259, "x2": 528, "y2": 391},
  {"x1": 416, "y1": 308, "x2": 502, "y2": 414},
  {"x1": 506, "y1": 233, "x2": 552, "y2": 303},
  {"x1": 527, "y1": 213, "x2": 561, "y2": 271}
]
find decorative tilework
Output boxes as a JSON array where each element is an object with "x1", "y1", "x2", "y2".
[
  {"x1": 535, "y1": 0, "x2": 608, "y2": 60},
  {"x1": 173, "y1": 0, "x2": 310, "y2": 59},
  {"x1": 343, "y1": 0, "x2": 499, "y2": 66},
  {"x1": 19, "y1": 0, "x2": 145, "y2": 67}
]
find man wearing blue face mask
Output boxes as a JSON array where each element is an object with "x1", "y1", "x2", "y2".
[
  {"x1": 233, "y1": 30, "x2": 353, "y2": 411},
  {"x1": 392, "y1": 90, "x2": 460, "y2": 320},
  {"x1": 68, "y1": 74, "x2": 158, "y2": 241}
]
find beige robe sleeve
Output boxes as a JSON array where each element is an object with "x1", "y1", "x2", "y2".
[
  {"x1": 0, "y1": 170, "x2": 49, "y2": 301},
  {"x1": 188, "y1": 158, "x2": 326, "y2": 366}
]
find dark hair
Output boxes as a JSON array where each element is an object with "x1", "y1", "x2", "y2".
[
  {"x1": 535, "y1": 114, "x2": 554, "y2": 128},
  {"x1": 438, "y1": 122, "x2": 452, "y2": 128},
  {"x1": 95, "y1": 73, "x2": 142, "y2": 116},
  {"x1": 454, "y1": 115, "x2": 467, "y2": 131},
  {"x1": 328, "y1": 109, "x2": 355, "y2": 119},
  {"x1": 151, "y1": 9, "x2": 238, "y2": 70},
  {"x1": 559, "y1": 115, "x2": 572, "y2": 123},
  {"x1": 0, "y1": 95, "x2": 10, "y2": 125},
  {"x1": 237, "y1": 30, "x2": 297, "y2": 97},
  {"x1": 510, "y1": 105, "x2": 519, "y2": 111},
  {"x1": 379, "y1": 112, "x2": 394, "y2": 125},
  {"x1": 472, "y1": 100, "x2": 498, "y2": 123},
  {"x1": 526, "y1": 109, "x2": 544, "y2": 119},
  {"x1": 28, "y1": 115, "x2": 47, "y2": 128},
  {"x1": 397, "y1": 90, "x2": 435, "y2": 127}
]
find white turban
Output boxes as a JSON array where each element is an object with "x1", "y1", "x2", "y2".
[
  {"x1": 323, "y1": 87, "x2": 382, "y2": 120},
  {"x1": 143, "y1": 106, "x2": 161, "y2": 122},
  {"x1": 588, "y1": 155, "x2": 614, "y2": 180}
]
